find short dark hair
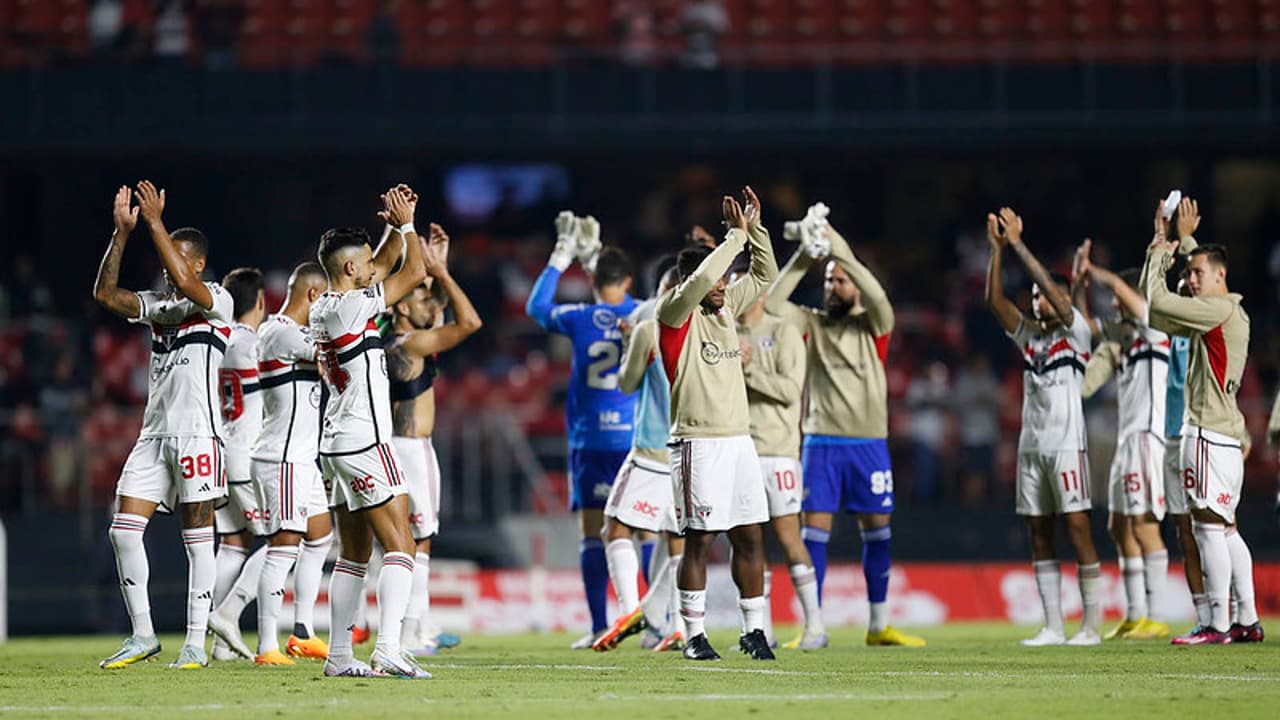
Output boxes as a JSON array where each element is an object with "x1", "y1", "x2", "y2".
[
  {"x1": 291, "y1": 261, "x2": 326, "y2": 284},
  {"x1": 1117, "y1": 268, "x2": 1141, "y2": 288},
  {"x1": 676, "y1": 245, "x2": 713, "y2": 282},
  {"x1": 171, "y1": 227, "x2": 208, "y2": 259},
  {"x1": 658, "y1": 265, "x2": 680, "y2": 293},
  {"x1": 593, "y1": 247, "x2": 632, "y2": 289},
  {"x1": 222, "y1": 267, "x2": 264, "y2": 320},
  {"x1": 317, "y1": 227, "x2": 372, "y2": 275},
  {"x1": 1190, "y1": 243, "x2": 1228, "y2": 270}
]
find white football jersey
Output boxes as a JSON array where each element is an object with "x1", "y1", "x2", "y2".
[
  {"x1": 131, "y1": 282, "x2": 234, "y2": 439},
  {"x1": 1010, "y1": 309, "x2": 1092, "y2": 453},
  {"x1": 219, "y1": 324, "x2": 264, "y2": 457},
  {"x1": 1109, "y1": 321, "x2": 1170, "y2": 441},
  {"x1": 309, "y1": 283, "x2": 392, "y2": 454},
  {"x1": 252, "y1": 314, "x2": 322, "y2": 464}
]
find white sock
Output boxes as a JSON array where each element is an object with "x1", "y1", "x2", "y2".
[
  {"x1": 403, "y1": 552, "x2": 431, "y2": 648},
  {"x1": 1142, "y1": 550, "x2": 1168, "y2": 622},
  {"x1": 256, "y1": 545, "x2": 299, "y2": 654},
  {"x1": 761, "y1": 569, "x2": 775, "y2": 644},
  {"x1": 214, "y1": 543, "x2": 248, "y2": 605},
  {"x1": 292, "y1": 532, "x2": 332, "y2": 638},
  {"x1": 181, "y1": 527, "x2": 217, "y2": 647},
  {"x1": 328, "y1": 558, "x2": 367, "y2": 662},
  {"x1": 1192, "y1": 593, "x2": 1211, "y2": 628},
  {"x1": 216, "y1": 544, "x2": 266, "y2": 621},
  {"x1": 374, "y1": 552, "x2": 415, "y2": 656},
  {"x1": 109, "y1": 513, "x2": 154, "y2": 637},
  {"x1": 1033, "y1": 560, "x2": 1064, "y2": 635},
  {"x1": 640, "y1": 553, "x2": 676, "y2": 636},
  {"x1": 679, "y1": 589, "x2": 707, "y2": 638},
  {"x1": 1192, "y1": 522, "x2": 1231, "y2": 631},
  {"x1": 605, "y1": 538, "x2": 641, "y2": 615},
  {"x1": 1225, "y1": 528, "x2": 1258, "y2": 626},
  {"x1": 1077, "y1": 562, "x2": 1102, "y2": 633},
  {"x1": 868, "y1": 602, "x2": 888, "y2": 634},
  {"x1": 356, "y1": 546, "x2": 383, "y2": 630},
  {"x1": 790, "y1": 563, "x2": 824, "y2": 634},
  {"x1": 739, "y1": 595, "x2": 766, "y2": 633},
  {"x1": 1119, "y1": 556, "x2": 1147, "y2": 620}
]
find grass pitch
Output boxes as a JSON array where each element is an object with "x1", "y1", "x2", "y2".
[{"x1": 1, "y1": 623, "x2": 1277, "y2": 719}]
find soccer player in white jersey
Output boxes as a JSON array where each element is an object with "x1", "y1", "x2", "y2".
[
  {"x1": 311, "y1": 185, "x2": 431, "y2": 678},
  {"x1": 93, "y1": 182, "x2": 234, "y2": 670},
  {"x1": 984, "y1": 207, "x2": 1103, "y2": 647},
  {"x1": 592, "y1": 265, "x2": 686, "y2": 653},
  {"x1": 206, "y1": 267, "x2": 268, "y2": 661},
  {"x1": 385, "y1": 224, "x2": 483, "y2": 656},
  {"x1": 1072, "y1": 243, "x2": 1172, "y2": 640},
  {"x1": 207, "y1": 262, "x2": 337, "y2": 664}
]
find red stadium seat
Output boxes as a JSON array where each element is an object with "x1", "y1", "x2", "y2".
[
  {"x1": 1262, "y1": 0, "x2": 1280, "y2": 39},
  {"x1": 1210, "y1": 0, "x2": 1258, "y2": 45},
  {"x1": 794, "y1": 0, "x2": 840, "y2": 42},
  {"x1": 838, "y1": 0, "x2": 890, "y2": 44},
  {"x1": 977, "y1": 0, "x2": 1026, "y2": 44},
  {"x1": 1068, "y1": 0, "x2": 1117, "y2": 46},
  {"x1": 1115, "y1": 0, "x2": 1161, "y2": 43},
  {"x1": 514, "y1": 0, "x2": 562, "y2": 41},
  {"x1": 885, "y1": 0, "x2": 931, "y2": 44},
  {"x1": 562, "y1": 0, "x2": 611, "y2": 44}
]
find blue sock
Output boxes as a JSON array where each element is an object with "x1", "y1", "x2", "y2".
[
  {"x1": 580, "y1": 537, "x2": 608, "y2": 632},
  {"x1": 639, "y1": 537, "x2": 657, "y2": 584},
  {"x1": 861, "y1": 526, "x2": 892, "y2": 604},
  {"x1": 801, "y1": 526, "x2": 830, "y2": 605}
]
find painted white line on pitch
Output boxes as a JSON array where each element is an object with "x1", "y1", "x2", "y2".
[
  {"x1": 600, "y1": 693, "x2": 952, "y2": 702},
  {"x1": 683, "y1": 666, "x2": 838, "y2": 676},
  {"x1": 873, "y1": 670, "x2": 1273, "y2": 682},
  {"x1": 428, "y1": 663, "x2": 625, "y2": 671},
  {"x1": 0, "y1": 700, "x2": 352, "y2": 713}
]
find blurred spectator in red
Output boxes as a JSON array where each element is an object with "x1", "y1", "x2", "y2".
[{"x1": 614, "y1": 0, "x2": 658, "y2": 66}]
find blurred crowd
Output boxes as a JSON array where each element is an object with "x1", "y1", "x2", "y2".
[{"x1": 3, "y1": 164, "x2": 1278, "y2": 517}]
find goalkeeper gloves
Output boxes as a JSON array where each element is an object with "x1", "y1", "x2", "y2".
[
  {"x1": 548, "y1": 210, "x2": 578, "y2": 271},
  {"x1": 576, "y1": 215, "x2": 602, "y2": 274}
]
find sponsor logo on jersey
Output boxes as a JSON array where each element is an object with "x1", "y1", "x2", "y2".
[
  {"x1": 592, "y1": 308, "x2": 618, "y2": 331},
  {"x1": 593, "y1": 482, "x2": 612, "y2": 500},
  {"x1": 699, "y1": 341, "x2": 740, "y2": 366},
  {"x1": 310, "y1": 384, "x2": 323, "y2": 408},
  {"x1": 151, "y1": 356, "x2": 191, "y2": 380},
  {"x1": 632, "y1": 500, "x2": 660, "y2": 518}
]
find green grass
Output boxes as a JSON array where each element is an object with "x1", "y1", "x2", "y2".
[{"x1": 1, "y1": 624, "x2": 1278, "y2": 719}]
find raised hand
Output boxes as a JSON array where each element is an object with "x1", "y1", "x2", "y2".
[
  {"x1": 554, "y1": 210, "x2": 577, "y2": 242},
  {"x1": 722, "y1": 195, "x2": 747, "y2": 232},
  {"x1": 742, "y1": 186, "x2": 762, "y2": 228},
  {"x1": 113, "y1": 185, "x2": 139, "y2": 236},
  {"x1": 997, "y1": 207, "x2": 1023, "y2": 244},
  {"x1": 986, "y1": 213, "x2": 1006, "y2": 249},
  {"x1": 380, "y1": 186, "x2": 414, "y2": 228},
  {"x1": 575, "y1": 215, "x2": 602, "y2": 271},
  {"x1": 1176, "y1": 196, "x2": 1200, "y2": 239},
  {"x1": 1072, "y1": 238, "x2": 1093, "y2": 281},
  {"x1": 423, "y1": 223, "x2": 449, "y2": 277},
  {"x1": 135, "y1": 180, "x2": 165, "y2": 226},
  {"x1": 1153, "y1": 199, "x2": 1170, "y2": 239}
]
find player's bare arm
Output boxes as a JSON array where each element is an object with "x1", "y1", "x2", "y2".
[
  {"x1": 380, "y1": 185, "x2": 428, "y2": 305},
  {"x1": 984, "y1": 213, "x2": 1023, "y2": 333},
  {"x1": 370, "y1": 183, "x2": 416, "y2": 282},
  {"x1": 725, "y1": 186, "x2": 779, "y2": 310},
  {"x1": 93, "y1": 185, "x2": 143, "y2": 319},
  {"x1": 655, "y1": 195, "x2": 750, "y2": 327},
  {"x1": 1002, "y1": 207, "x2": 1072, "y2": 323},
  {"x1": 136, "y1": 180, "x2": 214, "y2": 309},
  {"x1": 398, "y1": 226, "x2": 483, "y2": 357},
  {"x1": 826, "y1": 224, "x2": 893, "y2": 334},
  {"x1": 1070, "y1": 239, "x2": 1099, "y2": 336}
]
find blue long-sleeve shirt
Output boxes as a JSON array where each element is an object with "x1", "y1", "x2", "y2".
[{"x1": 526, "y1": 266, "x2": 638, "y2": 451}]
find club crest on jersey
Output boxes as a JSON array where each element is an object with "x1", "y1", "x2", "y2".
[
  {"x1": 694, "y1": 504, "x2": 713, "y2": 518},
  {"x1": 700, "y1": 341, "x2": 740, "y2": 366},
  {"x1": 156, "y1": 323, "x2": 179, "y2": 349},
  {"x1": 592, "y1": 308, "x2": 617, "y2": 331},
  {"x1": 758, "y1": 337, "x2": 775, "y2": 350}
]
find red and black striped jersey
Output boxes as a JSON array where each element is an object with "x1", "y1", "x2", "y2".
[
  {"x1": 252, "y1": 314, "x2": 321, "y2": 464},
  {"x1": 131, "y1": 282, "x2": 234, "y2": 439},
  {"x1": 219, "y1": 323, "x2": 264, "y2": 481},
  {"x1": 310, "y1": 283, "x2": 392, "y2": 454},
  {"x1": 1010, "y1": 309, "x2": 1092, "y2": 453}
]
